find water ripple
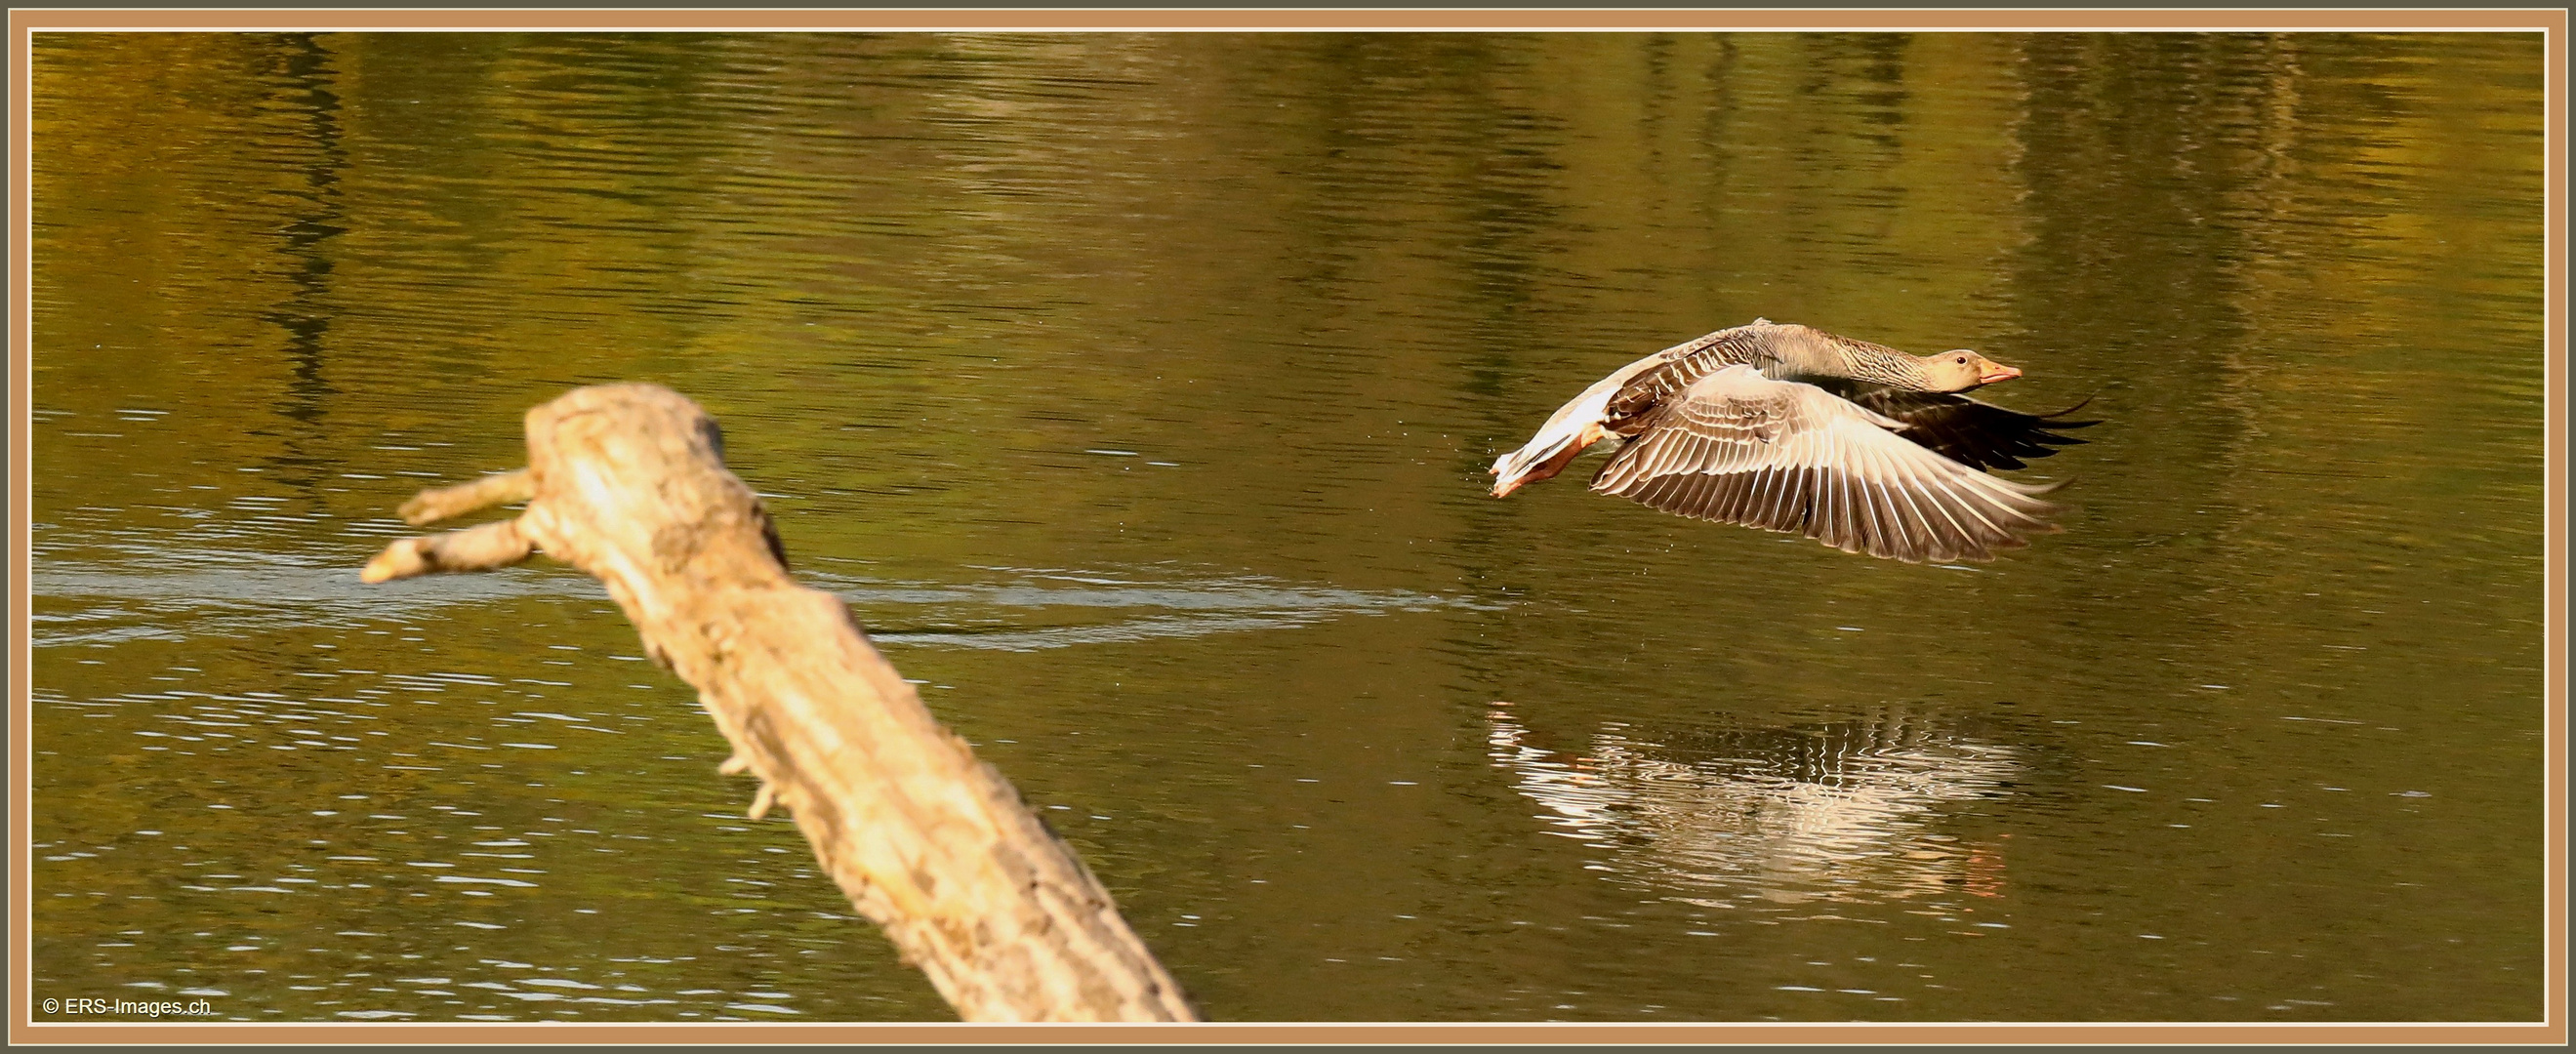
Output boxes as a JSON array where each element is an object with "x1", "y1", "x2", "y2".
[{"x1": 33, "y1": 541, "x2": 1488, "y2": 651}]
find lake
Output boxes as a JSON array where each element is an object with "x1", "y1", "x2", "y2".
[{"x1": 25, "y1": 30, "x2": 2550, "y2": 1023}]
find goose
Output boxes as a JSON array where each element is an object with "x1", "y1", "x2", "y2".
[{"x1": 1489, "y1": 319, "x2": 2094, "y2": 563}]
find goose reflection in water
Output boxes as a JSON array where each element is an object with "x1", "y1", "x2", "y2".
[{"x1": 1487, "y1": 704, "x2": 2013, "y2": 907}]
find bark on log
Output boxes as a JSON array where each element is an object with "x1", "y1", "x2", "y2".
[{"x1": 360, "y1": 383, "x2": 1200, "y2": 1023}]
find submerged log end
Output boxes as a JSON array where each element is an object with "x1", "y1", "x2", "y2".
[{"x1": 361, "y1": 520, "x2": 537, "y2": 583}]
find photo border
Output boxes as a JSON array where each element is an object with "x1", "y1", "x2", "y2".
[{"x1": 8, "y1": 6, "x2": 2564, "y2": 1046}]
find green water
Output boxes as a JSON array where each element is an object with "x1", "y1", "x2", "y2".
[{"x1": 27, "y1": 31, "x2": 2548, "y2": 1022}]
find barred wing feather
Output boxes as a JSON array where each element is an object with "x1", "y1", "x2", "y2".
[{"x1": 1589, "y1": 366, "x2": 2062, "y2": 563}]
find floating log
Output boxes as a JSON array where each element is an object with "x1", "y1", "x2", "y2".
[{"x1": 361, "y1": 383, "x2": 1199, "y2": 1023}]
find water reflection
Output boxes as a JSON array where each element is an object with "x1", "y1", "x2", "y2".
[
  {"x1": 30, "y1": 646, "x2": 921, "y2": 1021},
  {"x1": 1489, "y1": 703, "x2": 2013, "y2": 907}
]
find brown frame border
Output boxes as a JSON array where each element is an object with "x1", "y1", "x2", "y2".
[{"x1": 8, "y1": 6, "x2": 2564, "y2": 1047}]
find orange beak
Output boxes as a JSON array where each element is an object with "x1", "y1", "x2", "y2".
[{"x1": 1980, "y1": 363, "x2": 2023, "y2": 385}]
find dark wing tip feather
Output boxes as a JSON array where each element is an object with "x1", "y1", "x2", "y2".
[{"x1": 1838, "y1": 389, "x2": 2104, "y2": 471}]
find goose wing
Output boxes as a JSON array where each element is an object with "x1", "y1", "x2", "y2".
[
  {"x1": 1494, "y1": 323, "x2": 1789, "y2": 489},
  {"x1": 1601, "y1": 321, "x2": 1796, "y2": 429},
  {"x1": 1588, "y1": 366, "x2": 2063, "y2": 563},
  {"x1": 1827, "y1": 386, "x2": 2100, "y2": 471}
]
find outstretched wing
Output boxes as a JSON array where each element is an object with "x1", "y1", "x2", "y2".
[
  {"x1": 1600, "y1": 322, "x2": 1796, "y2": 431},
  {"x1": 1589, "y1": 366, "x2": 2064, "y2": 563},
  {"x1": 1826, "y1": 385, "x2": 2101, "y2": 471}
]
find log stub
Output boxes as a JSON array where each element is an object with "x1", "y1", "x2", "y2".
[{"x1": 364, "y1": 383, "x2": 1200, "y2": 1023}]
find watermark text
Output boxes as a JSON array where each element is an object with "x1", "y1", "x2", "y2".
[{"x1": 42, "y1": 996, "x2": 217, "y2": 1018}]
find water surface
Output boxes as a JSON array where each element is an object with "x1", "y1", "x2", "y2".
[{"x1": 27, "y1": 31, "x2": 2549, "y2": 1022}]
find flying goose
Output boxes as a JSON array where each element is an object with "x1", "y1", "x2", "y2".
[{"x1": 1489, "y1": 320, "x2": 2094, "y2": 563}]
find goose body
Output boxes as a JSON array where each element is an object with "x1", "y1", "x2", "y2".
[{"x1": 1490, "y1": 319, "x2": 2093, "y2": 563}]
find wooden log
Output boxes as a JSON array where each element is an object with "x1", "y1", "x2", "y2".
[{"x1": 361, "y1": 383, "x2": 1200, "y2": 1023}]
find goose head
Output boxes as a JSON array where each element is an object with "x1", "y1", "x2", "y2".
[{"x1": 1919, "y1": 349, "x2": 2022, "y2": 391}]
